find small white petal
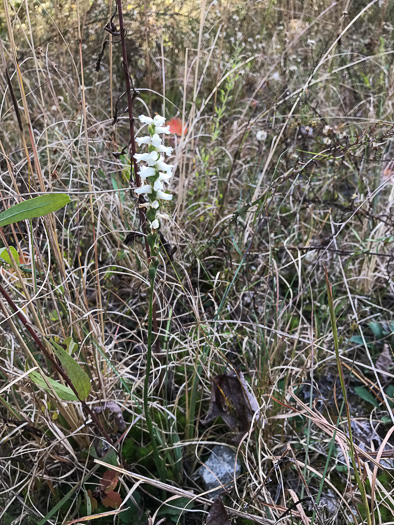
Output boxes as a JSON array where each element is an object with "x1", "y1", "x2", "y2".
[
  {"x1": 156, "y1": 160, "x2": 173, "y2": 173},
  {"x1": 139, "y1": 199, "x2": 160, "y2": 209},
  {"x1": 135, "y1": 184, "x2": 152, "y2": 195},
  {"x1": 158, "y1": 171, "x2": 172, "y2": 182},
  {"x1": 139, "y1": 166, "x2": 156, "y2": 180},
  {"x1": 150, "y1": 219, "x2": 160, "y2": 229},
  {"x1": 134, "y1": 151, "x2": 159, "y2": 166},
  {"x1": 153, "y1": 179, "x2": 163, "y2": 191},
  {"x1": 156, "y1": 144, "x2": 173, "y2": 155},
  {"x1": 139, "y1": 115, "x2": 154, "y2": 125},
  {"x1": 153, "y1": 115, "x2": 166, "y2": 126},
  {"x1": 136, "y1": 135, "x2": 152, "y2": 146},
  {"x1": 157, "y1": 190, "x2": 173, "y2": 201},
  {"x1": 151, "y1": 134, "x2": 162, "y2": 148},
  {"x1": 155, "y1": 125, "x2": 171, "y2": 134}
]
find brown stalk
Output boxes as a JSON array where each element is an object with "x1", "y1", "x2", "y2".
[{"x1": 115, "y1": 0, "x2": 160, "y2": 353}]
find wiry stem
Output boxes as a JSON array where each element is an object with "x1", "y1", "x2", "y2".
[{"x1": 115, "y1": 0, "x2": 160, "y2": 353}]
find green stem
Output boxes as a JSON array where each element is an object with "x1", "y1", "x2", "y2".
[
  {"x1": 325, "y1": 269, "x2": 371, "y2": 525},
  {"x1": 144, "y1": 266, "x2": 166, "y2": 482}
]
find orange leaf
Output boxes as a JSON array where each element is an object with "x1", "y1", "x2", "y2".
[
  {"x1": 87, "y1": 489, "x2": 98, "y2": 512},
  {"x1": 102, "y1": 490, "x2": 122, "y2": 509},
  {"x1": 100, "y1": 470, "x2": 119, "y2": 494},
  {"x1": 168, "y1": 118, "x2": 187, "y2": 136}
]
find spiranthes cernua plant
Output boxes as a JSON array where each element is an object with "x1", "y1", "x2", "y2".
[
  {"x1": 134, "y1": 113, "x2": 174, "y2": 482},
  {"x1": 133, "y1": 114, "x2": 174, "y2": 269}
]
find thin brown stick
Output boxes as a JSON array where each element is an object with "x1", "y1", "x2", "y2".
[{"x1": 115, "y1": 0, "x2": 160, "y2": 353}]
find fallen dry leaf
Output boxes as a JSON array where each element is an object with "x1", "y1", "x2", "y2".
[
  {"x1": 168, "y1": 117, "x2": 187, "y2": 136},
  {"x1": 201, "y1": 370, "x2": 260, "y2": 432},
  {"x1": 87, "y1": 489, "x2": 98, "y2": 512},
  {"x1": 93, "y1": 402, "x2": 126, "y2": 431},
  {"x1": 376, "y1": 344, "x2": 393, "y2": 384},
  {"x1": 102, "y1": 490, "x2": 122, "y2": 509},
  {"x1": 206, "y1": 496, "x2": 231, "y2": 525},
  {"x1": 100, "y1": 469, "x2": 119, "y2": 494}
]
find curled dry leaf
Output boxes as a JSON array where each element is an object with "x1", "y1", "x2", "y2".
[
  {"x1": 87, "y1": 489, "x2": 98, "y2": 512},
  {"x1": 201, "y1": 370, "x2": 261, "y2": 432},
  {"x1": 93, "y1": 402, "x2": 126, "y2": 431},
  {"x1": 376, "y1": 344, "x2": 393, "y2": 385},
  {"x1": 206, "y1": 496, "x2": 231, "y2": 525},
  {"x1": 168, "y1": 117, "x2": 187, "y2": 136}
]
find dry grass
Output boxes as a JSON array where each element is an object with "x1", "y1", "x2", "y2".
[{"x1": 0, "y1": 0, "x2": 393, "y2": 524}]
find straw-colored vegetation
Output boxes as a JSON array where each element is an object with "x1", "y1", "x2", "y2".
[{"x1": 0, "y1": 0, "x2": 393, "y2": 524}]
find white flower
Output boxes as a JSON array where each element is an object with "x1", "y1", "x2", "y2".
[
  {"x1": 155, "y1": 125, "x2": 171, "y2": 135},
  {"x1": 153, "y1": 115, "x2": 166, "y2": 126},
  {"x1": 139, "y1": 115, "x2": 154, "y2": 125},
  {"x1": 139, "y1": 200, "x2": 160, "y2": 209},
  {"x1": 158, "y1": 171, "x2": 172, "y2": 183},
  {"x1": 256, "y1": 130, "x2": 267, "y2": 142},
  {"x1": 136, "y1": 136, "x2": 152, "y2": 146},
  {"x1": 139, "y1": 166, "x2": 155, "y2": 180},
  {"x1": 153, "y1": 179, "x2": 163, "y2": 191},
  {"x1": 134, "y1": 151, "x2": 159, "y2": 166},
  {"x1": 151, "y1": 134, "x2": 162, "y2": 148},
  {"x1": 307, "y1": 39, "x2": 316, "y2": 47},
  {"x1": 135, "y1": 184, "x2": 152, "y2": 195},
  {"x1": 157, "y1": 190, "x2": 172, "y2": 201},
  {"x1": 156, "y1": 159, "x2": 173, "y2": 173},
  {"x1": 150, "y1": 219, "x2": 160, "y2": 230},
  {"x1": 156, "y1": 144, "x2": 173, "y2": 155}
]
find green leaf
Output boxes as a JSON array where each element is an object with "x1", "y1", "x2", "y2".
[
  {"x1": 0, "y1": 246, "x2": 19, "y2": 265},
  {"x1": 100, "y1": 447, "x2": 118, "y2": 467},
  {"x1": 29, "y1": 370, "x2": 78, "y2": 401},
  {"x1": 369, "y1": 322, "x2": 383, "y2": 339},
  {"x1": 0, "y1": 194, "x2": 70, "y2": 228},
  {"x1": 350, "y1": 335, "x2": 373, "y2": 347},
  {"x1": 386, "y1": 385, "x2": 394, "y2": 408},
  {"x1": 51, "y1": 340, "x2": 91, "y2": 400},
  {"x1": 64, "y1": 336, "x2": 78, "y2": 355},
  {"x1": 354, "y1": 386, "x2": 379, "y2": 407}
]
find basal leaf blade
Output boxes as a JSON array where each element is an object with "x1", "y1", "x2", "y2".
[
  {"x1": 354, "y1": 386, "x2": 379, "y2": 407},
  {"x1": 0, "y1": 194, "x2": 70, "y2": 228},
  {"x1": 51, "y1": 341, "x2": 91, "y2": 400},
  {"x1": 0, "y1": 246, "x2": 19, "y2": 265},
  {"x1": 29, "y1": 370, "x2": 79, "y2": 401}
]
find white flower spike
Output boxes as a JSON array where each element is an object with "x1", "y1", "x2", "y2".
[{"x1": 134, "y1": 114, "x2": 174, "y2": 233}]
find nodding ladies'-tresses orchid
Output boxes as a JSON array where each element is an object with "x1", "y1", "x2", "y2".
[{"x1": 134, "y1": 114, "x2": 173, "y2": 256}]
